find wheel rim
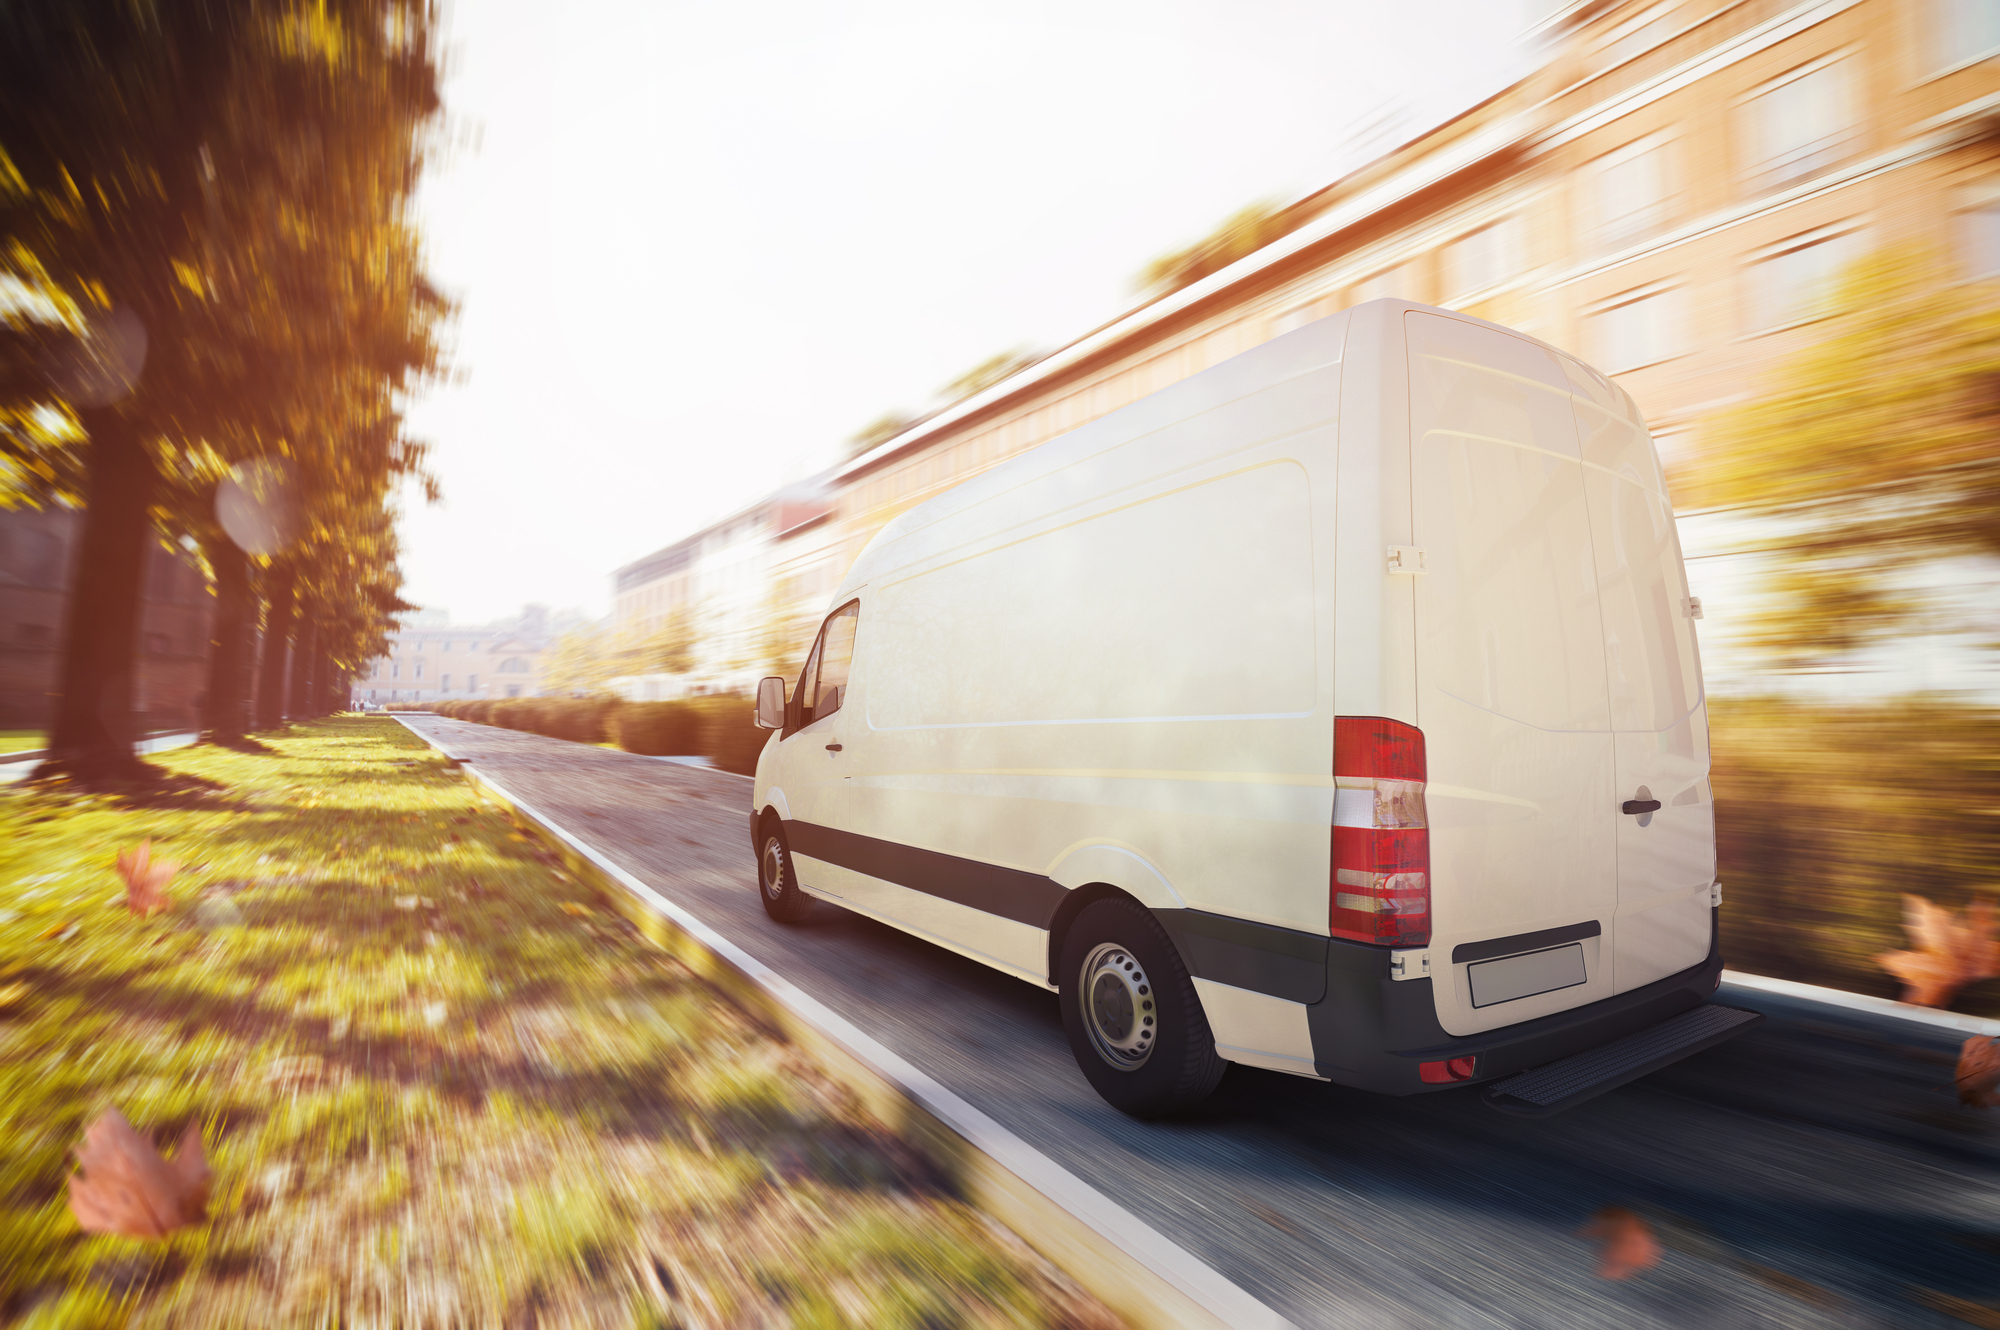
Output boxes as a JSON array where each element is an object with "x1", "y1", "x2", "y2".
[
  {"x1": 1080, "y1": 941, "x2": 1157, "y2": 1071},
  {"x1": 761, "y1": 837, "x2": 786, "y2": 900}
]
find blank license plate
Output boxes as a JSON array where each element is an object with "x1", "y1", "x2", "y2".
[{"x1": 1468, "y1": 943, "x2": 1587, "y2": 1008}]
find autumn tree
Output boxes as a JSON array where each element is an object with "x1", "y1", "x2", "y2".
[
  {"x1": 542, "y1": 624, "x2": 622, "y2": 697},
  {"x1": 0, "y1": 0, "x2": 445, "y2": 779},
  {"x1": 1697, "y1": 248, "x2": 2000, "y2": 670},
  {"x1": 939, "y1": 348, "x2": 1038, "y2": 404},
  {"x1": 844, "y1": 410, "x2": 917, "y2": 459},
  {"x1": 1133, "y1": 200, "x2": 1299, "y2": 296}
]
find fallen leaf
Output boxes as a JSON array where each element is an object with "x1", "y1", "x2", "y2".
[
  {"x1": 1957, "y1": 1037, "x2": 2000, "y2": 1108},
  {"x1": 114, "y1": 841, "x2": 179, "y2": 917},
  {"x1": 560, "y1": 902, "x2": 592, "y2": 917},
  {"x1": 0, "y1": 980, "x2": 28, "y2": 1008},
  {"x1": 1877, "y1": 896, "x2": 2000, "y2": 1008},
  {"x1": 42, "y1": 919, "x2": 78, "y2": 941},
  {"x1": 1580, "y1": 1207, "x2": 1661, "y2": 1280},
  {"x1": 68, "y1": 1109, "x2": 211, "y2": 1239}
]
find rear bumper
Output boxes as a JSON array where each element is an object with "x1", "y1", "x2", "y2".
[{"x1": 1306, "y1": 908, "x2": 1724, "y2": 1094}]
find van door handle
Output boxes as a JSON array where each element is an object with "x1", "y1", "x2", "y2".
[
  {"x1": 825, "y1": 743, "x2": 842, "y2": 752},
  {"x1": 1622, "y1": 799, "x2": 1661, "y2": 815}
]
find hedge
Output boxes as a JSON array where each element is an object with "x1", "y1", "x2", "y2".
[
  {"x1": 607, "y1": 701, "x2": 702, "y2": 756},
  {"x1": 431, "y1": 693, "x2": 773, "y2": 775}
]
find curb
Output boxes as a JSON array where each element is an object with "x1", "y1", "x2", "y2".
[
  {"x1": 391, "y1": 715, "x2": 1292, "y2": 1330},
  {"x1": 1721, "y1": 970, "x2": 2000, "y2": 1038}
]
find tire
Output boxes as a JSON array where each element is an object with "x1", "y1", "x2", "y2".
[
  {"x1": 1058, "y1": 896, "x2": 1226, "y2": 1117},
  {"x1": 757, "y1": 822, "x2": 813, "y2": 923}
]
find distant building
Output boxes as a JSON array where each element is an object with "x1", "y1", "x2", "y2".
[
  {"x1": 0, "y1": 507, "x2": 212, "y2": 731},
  {"x1": 355, "y1": 604, "x2": 563, "y2": 705},
  {"x1": 610, "y1": 477, "x2": 832, "y2": 699}
]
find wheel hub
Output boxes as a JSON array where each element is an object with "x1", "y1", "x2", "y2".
[
  {"x1": 761, "y1": 838, "x2": 786, "y2": 899},
  {"x1": 1080, "y1": 942, "x2": 1157, "y2": 1070}
]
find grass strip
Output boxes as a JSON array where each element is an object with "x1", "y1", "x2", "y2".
[{"x1": 0, "y1": 717, "x2": 1119, "y2": 1328}]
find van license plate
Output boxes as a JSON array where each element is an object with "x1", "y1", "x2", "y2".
[{"x1": 1468, "y1": 944, "x2": 1586, "y2": 1008}]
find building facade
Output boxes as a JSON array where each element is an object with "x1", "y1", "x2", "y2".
[
  {"x1": 609, "y1": 478, "x2": 832, "y2": 698},
  {"x1": 815, "y1": 0, "x2": 1997, "y2": 668},
  {"x1": 0, "y1": 507, "x2": 213, "y2": 730},
  {"x1": 355, "y1": 606, "x2": 556, "y2": 705}
]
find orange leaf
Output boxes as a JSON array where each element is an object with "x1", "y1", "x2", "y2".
[
  {"x1": 67, "y1": 1109, "x2": 211, "y2": 1239},
  {"x1": 1580, "y1": 1206, "x2": 1661, "y2": 1280},
  {"x1": 114, "y1": 840, "x2": 179, "y2": 917},
  {"x1": 559, "y1": 902, "x2": 592, "y2": 917},
  {"x1": 1876, "y1": 896, "x2": 1999, "y2": 1009},
  {"x1": 1958, "y1": 1037, "x2": 2000, "y2": 1109}
]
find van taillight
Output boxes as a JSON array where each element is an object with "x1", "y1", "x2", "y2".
[{"x1": 1331, "y1": 716, "x2": 1429, "y2": 948}]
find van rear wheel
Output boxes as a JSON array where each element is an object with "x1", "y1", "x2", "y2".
[
  {"x1": 1058, "y1": 897, "x2": 1225, "y2": 1117},
  {"x1": 757, "y1": 824, "x2": 812, "y2": 923}
]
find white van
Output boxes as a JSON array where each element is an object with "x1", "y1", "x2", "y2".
[{"x1": 750, "y1": 299, "x2": 1758, "y2": 1118}]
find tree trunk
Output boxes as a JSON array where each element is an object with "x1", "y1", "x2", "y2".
[
  {"x1": 312, "y1": 649, "x2": 335, "y2": 715},
  {"x1": 256, "y1": 562, "x2": 296, "y2": 728},
  {"x1": 324, "y1": 665, "x2": 348, "y2": 715},
  {"x1": 200, "y1": 532, "x2": 254, "y2": 745},
  {"x1": 37, "y1": 407, "x2": 160, "y2": 783},
  {"x1": 289, "y1": 615, "x2": 316, "y2": 717}
]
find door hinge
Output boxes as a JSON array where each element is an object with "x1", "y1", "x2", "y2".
[
  {"x1": 1709, "y1": 880, "x2": 1723, "y2": 906},
  {"x1": 1386, "y1": 545, "x2": 1428, "y2": 575},
  {"x1": 1390, "y1": 949, "x2": 1432, "y2": 980},
  {"x1": 1683, "y1": 596, "x2": 1704, "y2": 619}
]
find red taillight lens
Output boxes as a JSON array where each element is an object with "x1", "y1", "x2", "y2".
[
  {"x1": 1334, "y1": 716, "x2": 1426, "y2": 781},
  {"x1": 1331, "y1": 716, "x2": 1430, "y2": 948},
  {"x1": 1419, "y1": 1056, "x2": 1477, "y2": 1084}
]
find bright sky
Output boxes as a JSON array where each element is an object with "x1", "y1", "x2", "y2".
[{"x1": 399, "y1": 0, "x2": 1538, "y2": 626}]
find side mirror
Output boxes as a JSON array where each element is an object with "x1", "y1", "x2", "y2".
[{"x1": 754, "y1": 676, "x2": 786, "y2": 730}]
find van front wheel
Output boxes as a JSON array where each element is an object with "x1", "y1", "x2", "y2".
[
  {"x1": 1058, "y1": 897, "x2": 1225, "y2": 1117},
  {"x1": 758, "y1": 825, "x2": 812, "y2": 923}
]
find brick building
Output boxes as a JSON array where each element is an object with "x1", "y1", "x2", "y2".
[{"x1": 0, "y1": 508, "x2": 212, "y2": 731}]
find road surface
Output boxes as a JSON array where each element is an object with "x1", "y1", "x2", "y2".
[{"x1": 399, "y1": 715, "x2": 1998, "y2": 1330}]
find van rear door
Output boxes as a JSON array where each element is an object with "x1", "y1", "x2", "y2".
[
  {"x1": 1405, "y1": 312, "x2": 1621, "y2": 1036},
  {"x1": 1561, "y1": 358, "x2": 1715, "y2": 991}
]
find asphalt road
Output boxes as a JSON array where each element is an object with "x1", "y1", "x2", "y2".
[{"x1": 399, "y1": 715, "x2": 1998, "y2": 1330}]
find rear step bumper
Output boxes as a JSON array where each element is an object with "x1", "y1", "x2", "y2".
[{"x1": 1482, "y1": 1004, "x2": 1763, "y2": 1117}]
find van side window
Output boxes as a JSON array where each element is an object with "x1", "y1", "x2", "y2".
[{"x1": 801, "y1": 601, "x2": 860, "y2": 725}]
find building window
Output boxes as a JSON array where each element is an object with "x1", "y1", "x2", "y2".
[
  {"x1": 442, "y1": 640, "x2": 450, "y2": 651},
  {"x1": 369, "y1": 690, "x2": 378, "y2": 700},
  {"x1": 1930, "y1": 0, "x2": 2000, "y2": 73},
  {"x1": 441, "y1": 673, "x2": 451, "y2": 691},
  {"x1": 1592, "y1": 136, "x2": 1672, "y2": 254},
  {"x1": 1444, "y1": 217, "x2": 1520, "y2": 301},
  {"x1": 1740, "y1": 56, "x2": 1857, "y2": 195},
  {"x1": 498, "y1": 657, "x2": 528, "y2": 673},
  {"x1": 1960, "y1": 194, "x2": 2000, "y2": 279},
  {"x1": 1590, "y1": 1, "x2": 1680, "y2": 73},
  {"x1": 506, "y1": 685, "x2": 522, "y2": 698},
  {"x1": 1745, "y1": 227, "x2": 1864, "y2": 331},
  {"x1": 467, "y1": 674, "x2": 478, "y2": 692},
  {"x1": 414, "y1": 661, "x2": 424, "y2": 679},
  {"x1": 1587, "y1": 285, "x2": 1685, "y2": 373},
  {"x1": 391, "y1": 663, "x2": 400, "y2": 679}
]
